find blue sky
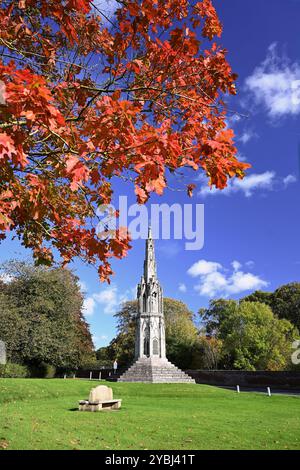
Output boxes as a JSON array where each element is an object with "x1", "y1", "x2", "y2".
[{"x1": 1, "y1": 0, "x2": 300, "y2": 349}]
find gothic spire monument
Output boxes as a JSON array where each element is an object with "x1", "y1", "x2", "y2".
[
  {"x1": 135, "y1": 226, "x2": 166, "y2": 361},
  {"x1": 118, "y1": 227, "x2": 195, "y2": 383}
]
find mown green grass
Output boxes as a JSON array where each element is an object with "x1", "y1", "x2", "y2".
[{"x1": 0, "y1": 379, "x2": 299, "y2": 450}]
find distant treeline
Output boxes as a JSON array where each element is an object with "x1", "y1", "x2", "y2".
[{"x1": 98, "y1": 285, "x2": 300, "y2": 372}]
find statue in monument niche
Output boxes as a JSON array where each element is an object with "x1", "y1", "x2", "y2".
[{"x1": 117, "y1": 227, "x2": 195, "y2": 383}]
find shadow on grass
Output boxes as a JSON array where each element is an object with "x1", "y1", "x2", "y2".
[{"x1": 68, "y1": 408, "x2": 123, "y2": 412}]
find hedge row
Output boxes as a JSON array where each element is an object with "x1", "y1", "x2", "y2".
[
  {"x1": 0, "y1": 362, "x2": 29, "y2": 378},
  {"x1": 0, "y1": 362, "x2": 57, "y2": 379}
]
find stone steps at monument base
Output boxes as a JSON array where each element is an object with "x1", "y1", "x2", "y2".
[
  {"x1": 122, "y1": 367, "x2": 186, "y2": 373},
  {"x1": 119, "y1": 376, "x2": 195, "y2": 383},
  {"x1": 118, "y1": 374, "x2": 195, "y2": 382},
  {"x1": 121, "y1": 369, "x2": 190, "y2": 376},
  {"x1": 118, "y1": 369, "x2": 195, "y2": 383},
  {"x1": 117, "y1": 358, "x2": 196, "y2": 383},
  {"x1": 120, "y1": 372, "x2": 191, "y2": 378},
  {"x1": 120, "y1": 375, "x2": 192, "y2": 380},
  {"x1": 119, "y1": 379, "x2": 195, "y2": 383}
]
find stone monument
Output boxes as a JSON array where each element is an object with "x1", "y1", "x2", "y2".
[{"x1": 118, "y1": 227, "x2": 195, "y2": 383}]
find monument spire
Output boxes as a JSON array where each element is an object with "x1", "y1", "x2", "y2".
[
  {"x1": 143, "y1": 225, "x2": 157, "y2": 282},
  {"x1": 117, "y1": 224, "x2": 195, "y2": 383}
]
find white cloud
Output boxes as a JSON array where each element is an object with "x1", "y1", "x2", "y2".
[
  {"x1": 238, "y1": 129, "x2": 258, "y2": 145},
  {"x1": 199, "y1": 171, "x2": 276, "y2": 198},
  {"x1": 93, "y1": 287, "x2": 117, "y2": 304},
  {"x1": 85, "y1": 285, "x2": 133, "y2": 316},
  {"x1": 78, "y1": 280, "x2": 88, "y2": 292},
  {"x1": 187, "y1": 259, "x2": 268, "y2": 298},
  {"x1": 178, "y1": 283, "x2": 187, "y2": 293},
  {"x1": 228, "y1": 114, "x2": 242, "y2": 125},
  {"x1": 197, "y1": 271, "x2": 228, "y2": 297},
  {"x1": 234, "y1": 172, "x2": 275, "y2": 197},
  {"x1": 93, "y1": 286, "x2": 120, "y2": 315},
  {"x1": 81, "y1": 282, "x2": 129, "y2": 317},
  {"x1": 92, "y1": 334, "x2": 109, "y2": 349},
  {"x1": 187, "y1": 260, "x2": 222, "y2": 277},
  {"x1": 83, "y1": 297, "x2": 96, "y2": 316},
  {"x1": 283, "y1": 174, "x2": 297, "y2": 186},
  {"x1": 245, "y1": 260, "x2": 255, "y2": 269},
  {"x1": 245, "y1": 43, "x2": 300, "y2": 118},
  {"x1": 227, "y1": 271, "x2": 267, "y2": 295},
  {"x1": 232, "y1": 261, "x2": 242, "y2": 272},
  {"x1": 199, "y1": 171, "x2": 298, "y2": 198}
]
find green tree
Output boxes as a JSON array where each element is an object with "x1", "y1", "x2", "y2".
[
  {"x1": 242, "y1": 283, "x2": 300, "y2": 331},
  {"x1": 164, "y1": 298, "x2": 198, "y2": 368},
  {"x1": 0, "y1": 261, "x2": 95, "y2": 369},
  {"x1": 271, "y1": 283, "x2": 300, "y2": 330},
  {"x1": 95, "y1": 347, "x2": 112, "y2": 368},
  {"x1": 242, "y1": 290, "x2": 273, "y2": 307},
  {"x1": 108, "y1": 298, "x2": 198, "y2": 369},
  {"x1": 0, "y1": 292, "x2": 26, "y2": 364},
  {"x1": 190, "y1": 336, "x2": 223, "y2": 370},
  {"x1": 200, "y1": 300, "x2": 298, "y2": 371},
  {"x1": 107, "y1": 301, "x2": 137, "y2": 367}
]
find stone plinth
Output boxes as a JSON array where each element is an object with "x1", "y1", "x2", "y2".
[{"x1": 118, "y1": 357, "x2": 195, "y2": 383}]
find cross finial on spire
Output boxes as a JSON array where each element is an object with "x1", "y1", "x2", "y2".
[{"x1": 148, "y1": 225, "x2": 152, "y2": 239}]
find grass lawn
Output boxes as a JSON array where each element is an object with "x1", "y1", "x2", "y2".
[{"x1": 0, "y1": 378, "x2": 299, "y2": 450}]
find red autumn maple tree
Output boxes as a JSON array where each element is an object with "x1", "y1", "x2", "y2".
[{"x1": 0, "y1": 0, "x2": 250, "y2": 281}]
